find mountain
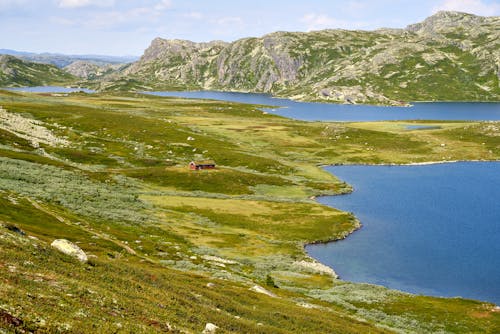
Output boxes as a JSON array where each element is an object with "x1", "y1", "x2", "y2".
[
  {"x1": 0, "y1": 54, "x2": 75, "y2": 87},
  {"x1": 63, "y1": 60, "x2": 127, "y2": 80},
  {"x1": 0, "y1": 49, "x2": 138, "y2": 68},
  {"x1": 113, "y1": 11, "x2": 500, "y2": 104}
]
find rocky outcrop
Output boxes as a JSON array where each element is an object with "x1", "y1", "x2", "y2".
[
  {"x1": 293, "y1": 260, "x2": 338, "y2": 278},
  {"x1": 51, "y1": 239, "x2": 88, "y2": 263},
  {"x1": 63, "y1": 61, "x2": 101, "y2": 78},
  {"x1": 406, "y1": 11, "x2": 487, "y2": 35},
  {"x1": 112, "y1": 11, "x2": 500, "y2": 104},
  {"x1": 0, "y1": 107, "x2": 70, "y2": 148},
  {"x1": 64, "y1": 61, "x2": 125, "y2": 79}
]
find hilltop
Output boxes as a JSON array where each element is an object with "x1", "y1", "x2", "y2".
[
  {"x1": 0, "y1": 49, "x2": 138, "y2": 68},
  {"x1": 0, "y1": 55, "x2": 75, "y2": 87},
  {"x1": 99, "y1": 11, "x2": 500, "y2": 105},
  {"x1": 2, "y1": 12, "x2": 499, "y2": 105}
]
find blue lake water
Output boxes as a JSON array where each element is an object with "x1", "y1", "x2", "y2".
[
  {"x1": 4, "y1": 86, "x2": 95, "y2": 93},
  {"x1": 307, "y1": 163, "x2": 500, "y2": 304},
  {"x1": 145, "y1": 90, "x2": 500, "y2": 121}
]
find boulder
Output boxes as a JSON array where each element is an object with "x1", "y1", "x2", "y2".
[
  {"x1": 51, "y1": 239, "x2": 88, "y2": 263},
  {"x1": 202, "y1": 323, "x2": 218, "y2": 334}
]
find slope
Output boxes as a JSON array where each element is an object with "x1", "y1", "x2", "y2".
[{"x1": 107, "y1": 11, "x2": 500, "y2": 105}]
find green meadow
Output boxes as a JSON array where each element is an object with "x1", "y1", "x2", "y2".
[{"x1": 0, "y1": 90, "x2": 499, "y2": 333}]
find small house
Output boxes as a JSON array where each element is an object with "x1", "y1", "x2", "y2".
[{"x1": 189, "y1": 160, "x2": 216, "y2": 170}]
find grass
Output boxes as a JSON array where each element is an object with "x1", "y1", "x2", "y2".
[
  {"x1": 0, "y1": 55, "x2": 75, "y2": 87},
  {"x1": 145, "y1": 194, "x2": 356, "y2": 258},
  {"x1": 123, "y1": 166, "x2": 291, "y2": 195},
  {"x1": 0, "y1": 89, "x2": 499, "y2": 333}
]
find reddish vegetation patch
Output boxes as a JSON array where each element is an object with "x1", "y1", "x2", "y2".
[
  {"x1": 469, "y1": 305, "x2": 499, "y2": 319},
  {"x1": 0, "y1": 309, "x2": 23, "y2": 327},
  {"x1": 470, "y1": 311, "x2": 491, "y2": 319}
]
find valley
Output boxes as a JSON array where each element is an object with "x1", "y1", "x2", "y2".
[{"x1": 0, "y1": 89, "x2": 499, "y2": 332}]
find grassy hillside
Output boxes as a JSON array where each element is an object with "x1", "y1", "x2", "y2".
[
  {"x1": 106, "y1": 11, "x2": 500, "y2": 105},
  {"x1": 0, "y1": 89, "x2": 499, "y2": 333},
  {"x1": 0, "y1": 55, "x2": 76, "y2": 87}
]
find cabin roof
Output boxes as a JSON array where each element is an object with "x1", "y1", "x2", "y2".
[{"x1": 190, "y1": 160, "x2": 215, "y2": 165}]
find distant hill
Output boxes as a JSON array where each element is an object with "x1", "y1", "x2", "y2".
[
  {"x1": 0, "y1": 54, "x2": 75, "y2": 87},
  {"x1": 63, "y1": 60, "x2": 128, "y2": 80},
  {"x1": 111, "y1": 11, "x2": 500, "y2": 105},
  {"x1": 0, "y1": 49, "x2": 138, "y2": 68}
]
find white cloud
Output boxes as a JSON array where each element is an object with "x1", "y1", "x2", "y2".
[
  {"x1": 433, "y1": 0, "x2": 500, "y2": 16},
  {"x1": 58, "y1": 0, "x2": 115, "y2": 8},
  {"x1": 53, "y1": 0, "x2": 174, "y2": 28},
  {"x1": 300, "y1": 13, "x2": 369, "y2": 31}
]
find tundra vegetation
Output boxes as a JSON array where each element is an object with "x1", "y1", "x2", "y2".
[
  {"x1": 0, "y1": 89, "x2": 499, "y2": 333},
  {"x1": 0, "y1": 55, "x2": 75, "y2": 88}
]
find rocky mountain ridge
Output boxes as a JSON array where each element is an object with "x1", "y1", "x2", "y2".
[{"x1": 112, "y1": 11, "x2": 500, "y2": 104}]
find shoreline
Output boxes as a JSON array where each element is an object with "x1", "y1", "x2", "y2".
[
  {"x1": 304, "y1": 159, "x2": 500, "y2": 304},
  {"x1": 309, "y1": 159, "x2": 500, "y2": 260},
  {"x1": 139, "y1": 88, "x2": 500, "y2": 107},
  {"x1": 318, "y1": 158, "x2": 500, "y2": 169},
  {"x1": 4, "y1": 86, "x2": 500, "y2": 107}
]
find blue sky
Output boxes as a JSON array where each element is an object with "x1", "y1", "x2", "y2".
[{"x1": 1, "y1": 0, "x2": 499, "y2": 56}]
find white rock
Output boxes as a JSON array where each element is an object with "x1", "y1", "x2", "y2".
[
  {"x1": 201, "y1": 255, "x2": 238, "y2": 265},
  {"x1": 293, "y1": 260, "x2": 337, "y2": 277},
  {"x1": 249, "y1": 285, "x2": 276, "y2": 298},
  {"x1": 51, "y1": 239, "x2": 88, "y2": 263},
  {"x1": 202, "y1": 323, "x2": 218, "y2": 334}
]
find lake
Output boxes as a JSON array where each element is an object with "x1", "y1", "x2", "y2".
[
  {"x1": 307, "y1": 162, "x2": 500, "y2": 304},
  {"x1": 146, "y1": 90, "x2": 500, "y2": 122},
  {"x1": 5, "y1": 86, "x2": 95, "y2": 93},
  {"x1": 147, "y1": 90, "x2": 500, "y2": 303},
  {"x1": 4, "y1": 87, "x2": 500, "y2": 302}
]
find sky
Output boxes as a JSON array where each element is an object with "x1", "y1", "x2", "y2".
[{"x1": 1, "y1": 0, "x2": 499, "y2": 56}]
